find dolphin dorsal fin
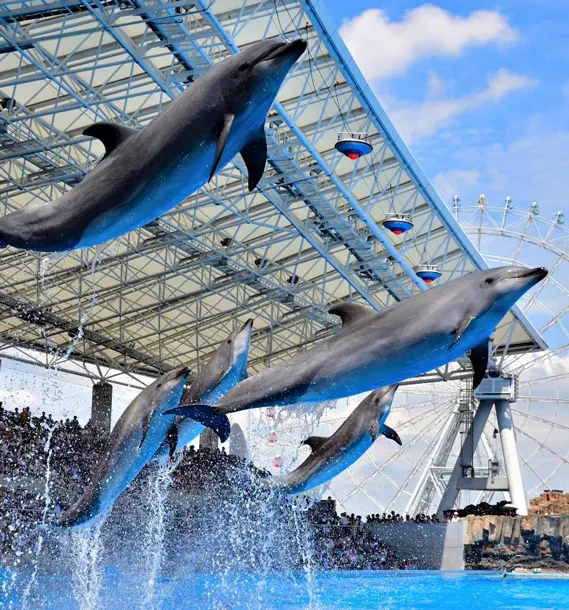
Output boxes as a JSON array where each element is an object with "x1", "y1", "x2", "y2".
[
  {"x1": 83, "y1": 122, "x2": 138, "y2": 159},
  {"x1": 302, "y1": 435, "x2": 328, "y2": 453},
  {"x1": 329, "y1": 302, "x2": 375, "y2": 329}
]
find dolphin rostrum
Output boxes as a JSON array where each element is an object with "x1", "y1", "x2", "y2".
[
  {"x1": 168, "y1": 266, "x2": 547, "y2": 427},
  {"x1": 59, "y1": 365, "x2": 190, "y2": 527},
  {"x1": 152, "y1": 319, "x2": 253, "y2": 462},
  {"x1": 0, "y1": 39, "x2": 307, "y2": 252},
  {"x1": 264, "y1": 385, "x2": 401, "y2": 494}
]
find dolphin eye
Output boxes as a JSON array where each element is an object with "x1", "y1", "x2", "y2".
[
  {"x1": 485, "y1": 278, "x2": 495, "y2": 285},
  {"x1": 238, "y1": 62, "x2": 249, "y2": 72},
  {"x1": 228, "y1": 339, "x2": 232, "y2": 344}
]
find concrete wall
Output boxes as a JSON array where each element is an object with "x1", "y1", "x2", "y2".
[{"x1": 367, "y1": 521, "x2": 467, "y2": 570}]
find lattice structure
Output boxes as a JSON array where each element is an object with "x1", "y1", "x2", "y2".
[{"x1": 0, "y1": 0, "x2": 541, "y2": 387}]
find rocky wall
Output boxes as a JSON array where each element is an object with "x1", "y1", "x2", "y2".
[{"x1": 464, "y1": 515, "x2": 569, "y2": 571}]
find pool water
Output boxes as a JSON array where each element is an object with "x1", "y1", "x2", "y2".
[{"x1": 3, "y1": 569, "x2": 569, "y2": 610}]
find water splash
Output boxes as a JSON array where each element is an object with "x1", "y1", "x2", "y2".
[
  {"x1": 20, "y1": 423, "x2": 56, "y2": 610},
  {"x1": 69, "y1": 520, "x2": 105, "y2": 610},
  {"x1": 291, "y1": 502, "x2": 320, "y2": 610},
  {"x1": 63, "y1": 255, "x2": 100, "y2": 361},
  {"x1": 141, "y1": 461, "x2": 175, "y2": 610}
]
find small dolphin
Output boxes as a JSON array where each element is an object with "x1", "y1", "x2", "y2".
[
  {"x1": 0, "y1": 39, "x2": 307, "y2": 252},
  {"x1": 59, "y1": 365, "x2": 190, "y2": 527},
  {"x1": 168, "y1": 266, "x2": 547, "y2": 426},
  {"x1": 153, "y1": 319, "x2": 253, "y2": 462},
  {"x1": 264, "y1": 385, "x2": 401, "y2": 494}
]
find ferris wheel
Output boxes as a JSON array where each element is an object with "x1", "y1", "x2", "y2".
[{"x1": 249, "y1": 198, "x2": 569, "y2": 517}]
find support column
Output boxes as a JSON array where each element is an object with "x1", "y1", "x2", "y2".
[
  {"x1": 91, "y1": 381, "x2": 112, "y2": 435},
  {"x1": 199, "y1": 428, "x2": 219, "y2": 451},
  {"x1": 495, "y1": 399, "x2": 528, "y2": 515},
  {"x1": 437, "y1": 399, "x2": 493, "y2": 517}
]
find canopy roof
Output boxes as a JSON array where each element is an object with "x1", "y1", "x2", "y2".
[{"x1": 0, "y1": 0, "x2": 545, "y2": 383}]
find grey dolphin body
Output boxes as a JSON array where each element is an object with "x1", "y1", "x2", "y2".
[
  {"x1": 168, "y1": 266, "x2": 547, "y2": 425},
  {"x1": 59, "y1": 366, "x2": 189, "y2": 528},
  {"x1": 152, "y1": 319, "x2": 253, "y2": 462},
  {"x1": 0, "y1": 39, "x2": 307, "y2": 252},
  {"x1": 265, "y1": 385, "x2": 401, "y2": 494}
]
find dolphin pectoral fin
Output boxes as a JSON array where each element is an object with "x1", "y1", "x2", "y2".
[
  {"x1": 328, "y1": 302, "x2": 375, "y2": 330},
  {"x1": 166, "y1": 423, "x2": 179, "y2": 460},
  {"x1": 164, "y1": 404, "x2": 231, "y2": 443},
  {"x1": 382, "y1": 425, "x2": 402, "y2": 446},
  {"x1": 240, "y1": 127, "x2": 267, "y2": 191},
  {"x1": 138, "y1": 410, "x2": 153, "y2": 450},
  {"x1": 209, "y1": 114, "x2": 235, "y2": 182},
  {"x1": 469, "y1": 339, "x2": 489, "y2": 390},
  {"x1": 301, "y1": 435, "x2": 328, "y2": 453},
  {"x1": 449, "y1": 315, "x2": 476, "y2": 349},
  {"x1": 83, "y1": 122, "x2": 138, "y2": 159}
]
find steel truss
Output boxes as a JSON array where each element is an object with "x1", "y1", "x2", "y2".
[{"x1": 0, "y1": 0, "x2": 542, "y2": 382}]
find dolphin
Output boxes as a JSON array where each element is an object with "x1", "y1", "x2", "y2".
[
  {"x1": 152, "y1": 319, "x2": 253, "y2": 462},
  {"x1": 264, "y1": 385, "x2": 401, "y2": 494},
  {"x1": 167, "y1": 266, "x2": 547, "y2": 427},
  {"x1": 0, "y1": 39, "x2": 307, "y2": 252},
  {"x1": 58, "y1": 365, "x2": 190, "y2": 527}
]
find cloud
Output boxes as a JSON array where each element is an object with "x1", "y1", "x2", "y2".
[
  {"x1": 426, "y1": 72, "x2": 448, "y2": 99},
  {"x1": 433, "y1": 168, "x2": 480, "y2": 200},
  {"x1": 426, "y1": 117, "x2": 569, "y2": 217},
  {"x1": 339, "y1": 5, "x2": 519, "y2": 81},
  {"x1": 386, "y1": 69, "x2": 537, "y2": 142}
]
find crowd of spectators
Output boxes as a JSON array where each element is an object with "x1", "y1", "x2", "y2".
[
  {"x1": 306, "y1": 499, "x2": 407, "y2": 569},
  {"x1": 0, "y1": 402, "x2": 450, "y2": 571},
  {"x1": 0, "y1": 403, "x2": 107, "y2": 559},
  {"x1": 366, "y1": 511, "x2": 441, "y2": 524}
]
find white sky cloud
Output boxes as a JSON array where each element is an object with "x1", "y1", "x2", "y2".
[
  {"x1": 433, "y1": 168, "x2": 480, "y2": 200},
  {"x1": 339, "y1": 5, "x2": 519, "y2": 81},
  {"x1": 385, "y1": 69, "x2": 537, "y2": 143}
]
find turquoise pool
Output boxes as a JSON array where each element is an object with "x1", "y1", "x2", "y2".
[{"x1": 3, "y1": 569, "x2": 569, "y2": 609}]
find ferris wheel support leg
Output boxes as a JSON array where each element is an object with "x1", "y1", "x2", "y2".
[
  {"x1": 495, "y1": 399, "x2": 528, "y2": 516},
  {"x1": 436, "y1": 399, "x2": 494, "y2": 518}
]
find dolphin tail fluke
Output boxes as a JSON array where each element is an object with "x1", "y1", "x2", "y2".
[{"x1": 164, "y1": 404, "x2": 231, "y2": 443}]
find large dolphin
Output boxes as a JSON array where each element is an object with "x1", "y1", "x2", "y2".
[
  {"x1": 264, "y1": 385, "x2": 401, "y2": 494},
  {"x1": 0, "y1": 39, "x2": 307, "y2": 252},
  {"x1": 152, "y1": 319, "x2": 253, "y2": 462},
  {"x1": 59, "y1": 365, "x2": 190, "y2": 527},
  {"x1": 168, "y1": 266, "x2": 547, "y2": 426}
]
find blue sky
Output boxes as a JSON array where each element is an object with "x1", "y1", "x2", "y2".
[{"x1": 327, "y1": 1, "x2": 569, "y2": 217}]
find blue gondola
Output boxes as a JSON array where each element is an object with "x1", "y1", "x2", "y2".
[
  {"x1": 383, "y1": 212, "x2": 413, "y2": 235},
  {"x1": 335, "y1": 132, "x2": 373, "y2": 160},
  {"x1": 416, "y1": 264, "x2": 441, "y2": 283}
]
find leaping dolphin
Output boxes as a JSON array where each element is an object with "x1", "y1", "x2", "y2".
[
  {"x1": 0, "y1": 39, "x2": 307, "y2": 252},
  {"x1": 264, "y1": 385, "x2": 401, "y2": 495},
  {"x1": 152, "y1": 319, "x2": 253, "y2": 462},
  {"x1": 167, "y1": 266, "x2": 547, "y2": 427},
  {"x1": 59, "y1": 365, "x2": 190, "y2": 527}
]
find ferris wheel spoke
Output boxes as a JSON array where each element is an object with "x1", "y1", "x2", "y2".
[
  {"x1": 516, "y1": 396, "x2": 569, "y2": 405},
  {"x1": 385, "y1": 426, "x2": 444, "y2": 511},
  {"x1": 517, "y1": 450, "x2": 549, "y2": 492},
  {"x1": 525, "y1": 244, "x2": 569, "y2": 311},
  {"x1": 514, "y1": 424, "x2": 569, "y2": 467},
  {"x1": 338, "y1": 405, "x2": 451, "y2": 505}
]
